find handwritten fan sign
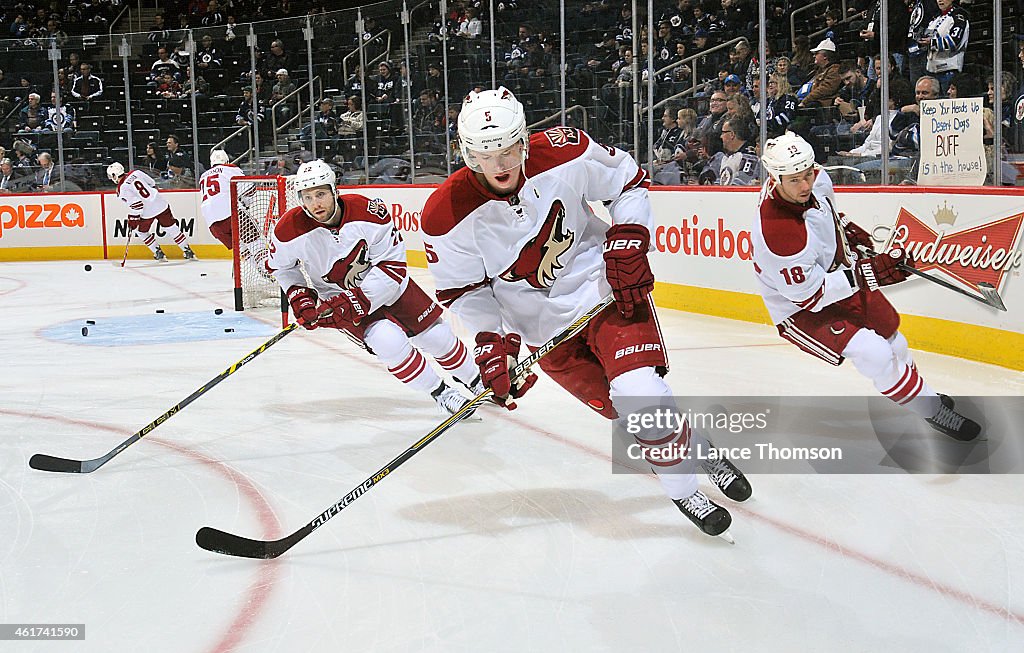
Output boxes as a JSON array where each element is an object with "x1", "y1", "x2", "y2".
[{"x1": 917, "y1": 98, "x2": 987, "y2": 186}]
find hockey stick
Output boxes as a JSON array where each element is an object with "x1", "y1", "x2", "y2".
[
  {"x1": 29, "y1": 322, "x2": 300, "y2": 474},
  {"x1": 117, "y1": 228, "x2": 133, "y2": 268},
  {"x1": 861, "y1": 246, "x2": 1006, "y2": 311},
  {"x1": 196, "y1": 295, "x2": 616, "y2": 559}
]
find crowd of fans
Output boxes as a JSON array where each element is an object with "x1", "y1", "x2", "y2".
[{"x1": 0, "y1": 0, "x2": 1020, "y2": 192}]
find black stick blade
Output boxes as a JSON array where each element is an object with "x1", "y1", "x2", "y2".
[
  {"x1": 196, "y1": 527, "x2": 280, "y2": 559},
  {"x1": 29, "y1": 454, "x2": 84, "y2": 473}
]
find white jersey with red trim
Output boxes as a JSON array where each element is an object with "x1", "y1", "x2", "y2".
[
  {"x1": 268, "y1": 194, "x2": 409, "y2": 311},
  {"x1": 421, "y1": 127, "x2": 652, "y2": 347},
  {"x1": 752, "y1": 169, "x2": 859, "y2": 324},
  {"x1": 198, "y1": 163, "x2": 245, "y2": 227},
  {"x1": 115, "y1": 170, "x2": 168, "y2": 219}
]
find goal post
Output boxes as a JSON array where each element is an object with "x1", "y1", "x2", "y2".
[{"x1": 230, "y1": 175, "x2": 291, "y2": 326}]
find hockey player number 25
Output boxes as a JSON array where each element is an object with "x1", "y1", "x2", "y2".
[
  {"x1": 201, "y1": 176, "x2": 220, "y2": 202},
  {"x1": 780, "y1": 266, "x2": 805, "y2": 284}
]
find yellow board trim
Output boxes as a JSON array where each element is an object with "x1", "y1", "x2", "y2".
[{"x1": 0, "y1": 246, "x2": 107, "y2": 261}]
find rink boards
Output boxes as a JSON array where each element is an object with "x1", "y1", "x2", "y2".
[{"x1": 0, "y1": 184, "x2": 1021, "y2": 369}]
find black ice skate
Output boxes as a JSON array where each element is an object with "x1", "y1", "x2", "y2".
[
  {"x1": 673, "y1": 490, "x2": 733, "y2": 539},
  {"x1": 700, "y1": 446, "x2": 753, "y2": 502},
  {"x1": 153, "y1": 246, "x2": 167, "y2": 262},
  {"x1": 926, "y1": 395, "x2": 981, "y2": 442},
  {"x1": 183, "y1": 245, "x2": 197, "y2": 260}
]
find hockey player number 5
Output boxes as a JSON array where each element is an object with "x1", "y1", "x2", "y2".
[{"x1": 780, "y1": 266, "x2": 805, "y2": 284}]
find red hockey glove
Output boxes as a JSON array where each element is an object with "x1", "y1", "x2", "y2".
[
  {"x1": 287, "y1": 286, "x2": 319, "y2": 329},
  {"x1": 842, "y1": 218, "x2": 873, "y2": 252},
  {"x1": 318, "y1": 287, "x2": 370, "y2": 329},
  {"x1": 474, "y1": 332, "x2": 538, "y2": 411},
  {"x1": 856, "y1": 248, "x2": 912, "y2": 291},
  {"x1": 603, "y1": 223, "x2": 655, "y2": 319}
]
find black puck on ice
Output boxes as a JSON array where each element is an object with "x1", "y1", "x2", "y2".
[
  {"x1": 84, "y1": 264, "x2": 92, "y2": 271},
  {"x1": 86, "y1": 320, "x2": 96, "y2": 325},
  {"x1": 81, "y1": 327, "x2": 89, "y2": 336},
  {"x1": 155, "y1": 309, "x2": 164, "y2": 313},
  {"x1": 214, "y1": 308, "x2": 224, "y2": 315},
  {"x1": 224, "y1": 328, "x2": 234, "y2": 332},
  {"x1": 200, "y1": 273, "x2": 207, "y2": 277}
]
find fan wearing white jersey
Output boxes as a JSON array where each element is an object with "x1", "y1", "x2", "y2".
[
  {"x1": 267, "y1": 160, "x2": 483, "y2": 417},
  {"x1": 421, "y1": 86, "x2": 752, "y2": 539},
  {"x1": 107, "y1": 162, "x2": 197, "y2": 261},
  {"x1": 753, "y1": 132, "x2": 979, "y2": 440},
  {"x1": 199, "y1": 149, "x2": 270, "y2": 275}
]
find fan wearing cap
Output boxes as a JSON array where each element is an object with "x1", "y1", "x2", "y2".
[
  {"x1": 752, "y1": 132, "x2": 980, "y2": 441},
  {"x1": 798, "y1": 38, "x2": 842, "y2": 108},
  {"x1": 421, "y1": 87, "x2": 753, "y2": 538},
  {"x1": 266, "y1": 160, "x2": 484, "y2": 418}
]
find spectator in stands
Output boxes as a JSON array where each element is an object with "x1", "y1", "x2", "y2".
[
  {"x1": 906, "y1": 0, "x2": 940, "y2": 84},
  {"x1": 17, "y1": 93, "x2": 46, "y2": 133},
  {"x1": 858, "y1": 0, "x2": 910, "y2": 75},
  {"x1": 150, "y1": 47, "x2": 182, "y2": 86},
  {"x1": 725, "y1": 93, "x2": 757, "y2": 136},
  {"x1": 413, "y1": 89, "x2": 445, "y2": 152},
  {"x1": 948, "y1": 74, "x2": 1017, "y2": 185},
  {"x1": 31, "y1": 152, "x2": 56, "y2": 191},
  {"x1": 236, "y1": 87, "x2": 265, "y2": 128},
  {"x1": 201, "y1": 0, "x2": 226, "y2": 27},
  {"x1": 15, "y1": 75, "x2": 38, "y2": 104},
  {"x1": 0, "y1": 158, "x2": 20, "y2": 192},
  {"x1": 729, "y1": 40, "x2": 753, "y2": 79},
  {"x1": 10, "y1": 14, "x2": 28, "y2": 38},
  {"x1": 457, "y1": 7, "x2": 482, "y2": 39},
  {"x1": 148, "y1": 13, "x2": 171, "y2": 49},
  {"x1": 12, "y1": 141, "x2": 36, "y2": 168},
  {"x1": 722, "y1": 73, "x2": 743, "y2": 98},
  {"x1": 62, "y1": 52, "x2": 81, "y2": 83},
  {"x1": 654, "y1": 105, "x2": 685, "y2": 165},
  {"x1": 44, "y1": 92, "x2": 76, "y2": 133},
  {"x1": 774, "y1": 56, "x2": 802, "y2": 88},
  {"x1": 141, "y1": 142, "x2": 165, "y2": 174},
  {"x1": 853, "y1": 77, "x2": 929, "y2": 182},
  {"x1": 790, "y1": 34, "x2": 814, "y2": 79},
  {"x1": 345, "y1": 63, "x2": 366, "y2": 98},
  {"x1": 165, "y1": 135, "x2": 187, "y2": 174},
  {"x1": 300, "y1": 97, "x2": 338, "y2": 150},
  {"x1": 835, "y1": 65, "x2": 871, "y2": 122},
  {"x1": 155, "y1": 72, "x2": 183, "y2": 98},
  {"x1": 182, "y1": 72, "x2": 209, "y2": 100},
  {"x1": 337, "y1": 95, "x2": 364, "y2": 136},
  {"x1": 195, "y1": 34, "x2": 223, "y2": 77},
  {"x1": 264, "y1": 155, "x2": 295, "y2": 176},
  {"x1": 920, "y1": 0, "x2": 968, "y2": 93},
  {"x1": 264, "y1": 39, "x2": 292, "y2": 80},
  {"x1": 222, "y1": 15, "x2": 240, "y2": 55},
  {"x1": 839, "y1": 77, "x2": 914, "y2": 159},
  {"x1": 699, "y1": 118, "x2": 761, "y2": 185},
  {"x1": 369, "y1": 61, "x2": 400, "y2": 117},
  {"x1": 763, "y1": 73, "x2": 798, "y2": 137},
  {"x1": 798, "y1": 38, "x2": 842, "y2": 108},
  {"x1": 271, "y1": 69, "x2": 297, "y2": 122},
  {"x1": 164, "y1": 154, "x2": 195, "y2": 189},
  {"x1": 677, "y1": 107, "x2": 698, "y2": 141},
  {"x1": 71, "y1": 63, "x2": 103, "y2": 101},
  {"x1": 696, "y1": 90, "x2": 729, "y2": 154}
]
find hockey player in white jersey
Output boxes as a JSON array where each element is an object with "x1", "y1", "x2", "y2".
[
  {"x1": 107, "y1": 162, "x2": 197, "y2": 261},
  {"x1": 752, "y1": 132, "x2": 979, "y2": 440},
  {"x1": 267, "y1": 160, "x2": 483, "y2": 417},
  {"x1": 198, "y1": 149, "x2": 270, "y2": 276},
  {"x1": 421, "y1": 87, "x2": 752, "y2": 538}
]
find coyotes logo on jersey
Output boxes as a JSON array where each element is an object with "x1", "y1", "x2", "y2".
[
  {"x1": 322, "y1": 239, "x2": 371, "y2": 289},
  {"x1": 500, "y1": 200, "x2": 575, "y2": 289},
  {"x1": 543, "y1": 127, "x2": 581, "y2": 148}
]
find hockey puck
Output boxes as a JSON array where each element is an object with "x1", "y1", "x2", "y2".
[
  {"x1": 214, "y1": 308, "x2": 224, "y2": 315},
  {"x1": 86, "y1": 320, "x2": 96, "y2": 325},
  {"x1": 155, "y1": 309, "x2": 164, "y2": 313},
  {"x1": 200, "y1": 273, "x2": 207, "y2": 277},
  {"x1": 81, "y1": 327, "x2": 89, "y2": 336},
  {"x1": 84, "y1": 264, "x2": 92, "y2": 271},
  {"x1": 224, "y1": 328, "x2": 235, "y2": 333}
]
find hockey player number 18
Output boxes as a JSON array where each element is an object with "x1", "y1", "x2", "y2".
[{"x1": 780, "y1": 266, "x2": 805, "y2": 285}]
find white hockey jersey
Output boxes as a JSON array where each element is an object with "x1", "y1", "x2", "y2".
[
  {"x1": 751, "y1": 170, "x2": 859, "y2": 324},
  {"x1": 198, "y1": 163, "x2": 246, "y2": 227},
  {"x1": 115, "y1": 170, "x2": 169, "y2": 219},
  {"x1": 421, "y1": 127, "x2": 652, "y2": 346},
  {"x1": 268, "y1": 194, "x2": 409, "y2": 311}
]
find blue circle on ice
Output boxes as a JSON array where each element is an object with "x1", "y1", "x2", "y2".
[{"x1": 41, "y1": 311, "x2": 278, "y2": 346}]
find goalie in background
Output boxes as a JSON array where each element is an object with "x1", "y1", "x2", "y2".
[
  {"x1": 198, "y1": 149, "x2": 271, "y2": 278},
  {"x1": 107, "y1": 162, "x2": 197, "y2": 262},
  {"x1": 752, "y1": 132, "x2": 980, "y2": 441},
  {"x1": 268, "y1": 160, "x2": 484, "y2": 418}
]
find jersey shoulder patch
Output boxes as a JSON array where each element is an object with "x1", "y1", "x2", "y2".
[
  {"x1": 340, "y1": 194, "x2": 392, "y2": 227},
  {"x1": 759, "y1": 197, "x2": 809, "y2": 257},
  {"x1": 422, "y1": 167, "x2": 490, "y2": 237},
  {"x1": 524, "y1": 128, "x2": 591, "y2": 178},
  {"x1": 274, "y1": 206, "x2": 320, "y2": 243}
]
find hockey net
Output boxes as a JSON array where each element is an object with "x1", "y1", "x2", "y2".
[{"x1": 230, "y1": 175, "x2": 297, "y2": 324}]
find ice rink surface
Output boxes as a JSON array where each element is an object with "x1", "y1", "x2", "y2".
[{"x1": 2, "y1": 259, "x2": 1023, "y2": 652}]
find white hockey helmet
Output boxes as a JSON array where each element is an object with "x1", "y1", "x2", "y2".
[
  {"x1": 761, "y1": 132, "x2": 816, "y2": 181},
  {"x1": 106, "y1": 161, "x2": 125, "y2": 183},
  {"x1": 293, "y1": 159, "x2": 337, "y2": 214},
  {"x1": 209, "y1": 149, "x2": 230, "y2": 166},
  {"x1": 458, "y1": 86, "x2": 529, "y2": 173}
]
